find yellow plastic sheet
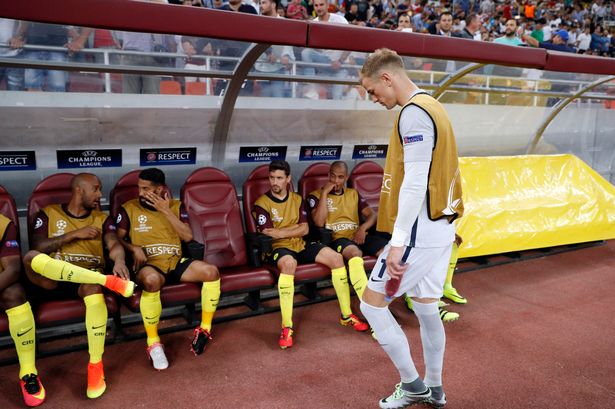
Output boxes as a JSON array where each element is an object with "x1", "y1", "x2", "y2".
[{"x1": 456, "y1": 154, "x2": 615, "y2": 258}]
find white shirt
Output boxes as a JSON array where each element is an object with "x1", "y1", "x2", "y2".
[
  {"x1": 577, "y1": 32, "x2": 591, "y2": 50},
  {"x1": 390, "y1": 89, "x2": 455, "y2": 248}
]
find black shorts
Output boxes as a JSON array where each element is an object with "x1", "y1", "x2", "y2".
[
  {"x1": 144, "y1": 257, "x2": 195, "y2": 284},
  {"x1": 331, "y1": 234, "x2": 388, "y2": 257},
  {"x1": 268, "y1": 242, "x2": 327, "y2": 265},
  {"x1": 23, "y1": 268, "x2": 108, "y2": 303}
]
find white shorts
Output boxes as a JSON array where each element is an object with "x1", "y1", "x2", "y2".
[{"x1": 367, "y1": 244, "x2": 452, "y2": 299}]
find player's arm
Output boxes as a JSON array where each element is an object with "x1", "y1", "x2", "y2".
[
  {"x1": 32, "y1": 211, "x2": 101, "y2": 254},
  {"x1": 309, "y1": 186, "x2": 333, "y2": 227},
  {"x1": 353, "y1": 198, "x2": 377, "y2": 244},
  {"x1": 102, "y1": 217, "x2": 130, "y2": 279},
  {"x1": 387, "y1": 105, "x2": 434, "y2": 278},
  {"x1": 264, "y1": 222, "x2": 309, "y2": 239},
  {"x1": 115, "y1": 208, "x2": 148, "y2": 272},
  {"x1": 142, "y1": 191, "x2": 193, "y2": 242},
  {"x1": 0, "y1": 222, "x2": 22, "y2": 292}
]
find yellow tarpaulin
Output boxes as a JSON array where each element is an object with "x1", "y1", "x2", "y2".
[{"x1": 456, "y1": 155, "x2": 615, "y2": 258}]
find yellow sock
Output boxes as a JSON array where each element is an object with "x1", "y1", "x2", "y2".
[
  {"x1": 31, "y1": 253, "x2": 106, "y2": 285},
  {"x1": 331, "y1": 266, "x2": 352, "y2": 317},
  {"x1": 348, "y1": 256, "x2": 368, "y2": 299},
  {"x1": 140, "y1": 291, "x2": 162, "y2": 346},
  {"x1": 278, "y1": 274, "x2": 294, "y2": 328},
  {"x1": 6, "y1": 302, "x2": 37, "y2": 378},
  {"x1": 445, "y1": 243, "x2": 459, "y2": 288},
  {"x1": 200, "y1": 279, "x2": 220, "y2": 332},
  {"x1": 84, "y1": 294, "x2": 107, "y2": 363}
]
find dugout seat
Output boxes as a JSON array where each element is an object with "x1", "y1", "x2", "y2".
[
  {"x1": 348, "y1": 161, "x2": 383, "y2": 215},
  {"x1": 25, "y1": 174, "x2": 119, "y2": 328},
  {"x1": 0, "y1": 184, "x2": 19, "y2": 333},
  {"x1": 109, "y1": 170, "x2": 200, "y2": 312},
  {"x1": 298, "y1": 162, "x2": 330, "y2": 198},
  {"x1": 242, "y1": 164, "x2": 330, "y2": 282},
  {"x1": 181, "y1": 167, "x2": 274, "y2": 295}
]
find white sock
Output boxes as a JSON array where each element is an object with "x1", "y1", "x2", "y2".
[
  {"x1": 360, "y1": 300, "x2": 419, "y2": 383},
  {"x1": 412, "y1": 300, "x2": 446, "y2": 387}
]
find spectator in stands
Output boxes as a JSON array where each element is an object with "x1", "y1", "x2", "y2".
[
  {"x1": 531, "y1": 17, "x2": 546, "y2": 43},
  {"x1": 453, "y1": 13, "x2": 481, "y2": 40},
  {"x1": 301, "y1": 0, "x2": 350, "y2": 99},
  {"x1": 576, "y1": 25, "x2": 592, "y2": 53},
  {"x1": 345, "y1": 3, "x2": 366, "y2": 25},
  {"x1": 0, "y1": 19, "x2": 24, "y2": 90},
  {"x1": 307, "y1": 161, "x2": 388, "y2": 301},
  {"x1": 494, "y1": 18, "x2": 524, "y2": 45},
  {"x1": 115, "y1": 168, "x2": 221, "y2": 369},
  {"x1": 523, "y1": 28, "x2": 576, "y2": 52},
  {"x1": 358, "y1": 48, "x2": 463, "y2": 409},
  {"x1": 435, "y1": 12, "x2": 454, "y2": 37},
  {"x1": 252, "y1": 160, "x2": 368, "y2": 349},
  {"x1": 12, "y1": 22, "x2": 91, "y2": 92},
  {"x1": 1, "y1": 210, "x2": 46, "y2": 407},
  {"x1": 591, "y1": 25, "x2": 610, "y2": 55},
  {"x1": 256, "y1": 0, "x2": 295, "y2": 97},
  {"x1": 287, "y1": 0, "x2": 309, "y2": 19},
  {"x1": 116, "y1": 31, "x2": 167, "y2": 94},
  {"x1": 218, "y1": 0, "x2": 258, "y2": 13},
  {"x1": 396, "y1": 12, "x2": 413, "y2": 32},
  {"x1": 524, "y1": 0, "x2": 536, "y2": 20},
  {"x1": 23, "y1": 173, "x2": 134, "y2": 399}
]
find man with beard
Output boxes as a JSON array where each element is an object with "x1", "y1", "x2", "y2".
[
  {"x1": 252, "y1": 160, "x2": 368, "y2": 349},
  {"x1": 116, "y1": 168, "x2": 220, "y2": 370},
  {"x1": 23, "y1": 173, "x2": 134, "y2": 399},
  {"x1": 494, "y1": 18, "x2": 523, "y2": 46}
]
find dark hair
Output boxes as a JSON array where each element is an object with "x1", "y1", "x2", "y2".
[
  {"x1": 269, "y1": 160, "x2": 291, "y2": 176},
  {"x1": 330, "y1": 161, "x2": 348, "y2": 174},
  {"x1": 439, "y1": 11, "x2": 452, "y2": 21},
  {"x1": 139, "y1": 168, "x2": 166, "y2": 186},
  {"x1": 466, "y1": 13, "x2": 478, "y2": 26},
  {"x1": 397, "y1": 12, "x2": 410, "y2": 23}
]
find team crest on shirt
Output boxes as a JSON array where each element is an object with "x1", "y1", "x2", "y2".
[
  {"x1": 135, "y1": 214, "x2": 152, "y2": 233},
  {"x1": 381, "y1": 173, "x2": 392, "y2": 195},
  {"x1": 271, "y1": 208, "x2": 282, "y2": 223},
  {"x1": 54, "y1": 219, "x2": 68, "y2": 235}
]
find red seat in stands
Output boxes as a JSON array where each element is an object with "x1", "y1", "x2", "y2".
[
  {"x1": 297, "y1": 162, "x2": 330, "y2": 199},
  {"x1": 242, "y1": 164, "x2": 330, "y2": 282},
  {"x1": 181, "y1": 167, "x2": 273, "y2": 295},
  {"x1": 26, "y1": 174, "x2": 119, "y2": 327},
  {"x1": 0, "y1": 184, "x2": 19, "y2": 333},
  {"x1": 109, "y1": 170, "x2": 200, "y2": 312}
]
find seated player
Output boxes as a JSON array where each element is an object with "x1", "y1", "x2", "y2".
[
  {"x1": 115, "y1": 168, "x2": 220, "y2": 370},
  {"x1": 1, "y1": 211, "x2": 45, "y2": 407},
  {"x1": 307, "y1": 160, "x2": 388, "y2": 301},
  {"x1": 23, "y1": 173, "x2": 135, "y2": 399},
  {"x1": 405, "y1": 233, "x2": 467, "y2": 321},
  {"x1": 252, "y1": 160, "x2": 368, "y2": 349}
]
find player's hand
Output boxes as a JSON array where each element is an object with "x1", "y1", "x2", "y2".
[
  {"x1": 262, "y1": 228, "x2": 281, "y2": 239},
  {"x1": 132, "y1": 246, "x2": 148, "y2": 271},
  {"x1": 386, "y1": 245, "x2": 407, "y2": 280},
  {"x1": 69, "y1": 226, "x2": 102, "y2": 240},
  {"x1": 321, "y1": 181, "x2": 336, "y2": 194},
  {"x1": 144, "y1": 191, "x2": 171, "y2": 214},
  {"x1": 352, "y1": 228, "x2": 367, "y2": 245},
  {"x1": 454, "y1": 233, "x2": 463, "y2": 246},
  {"x1": 112, "y1": 259, "x2": 131, "y2": 280}
]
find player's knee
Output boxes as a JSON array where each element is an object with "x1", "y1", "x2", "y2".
[
  {"x1": 140, "y1": 273, "x2": 164, "y2": 292},
  {"x1": 278, "y1": 257, "x2": 297, "y2": 273},
  {"x1": 346, "y1": 246, "x2": 363, "y2": 259},
  {"x1": 200, "y1": 262, "x2": 219, "y2": 281},
  {"x1": 329, "y1": 250, "x2": 345, "y2": 268},
  {"x1": 79, "y1": 283, "x2": 103, "y2": 298},
  {"x1": 1, "y1": 283, "x2": 26, "y2": 309}
]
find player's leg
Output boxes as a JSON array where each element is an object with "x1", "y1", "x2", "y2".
[
  {"x1": 78, "y1": 283, "x2": 107, "y2": 399},
  {"x1": 137, "y1": 266, "x2": 168, "y2": 370},
  {"x1": 408, "y1": 245, "x2": 453, "y2": 408},
  {"x1": 24, "y1": 251, "x2": 134, "y2": 297},
  {"x1": 442, "y1": 242, "x2": 467, "y2": 304},
  {"x1": 314, "y1": 244, "x2": 368, "y2": 331},
  {"x1": 2, "y1": 283, "x2": 45, "y2": 407},
  {"x1": 275, "y1": 251, "x2": 297, "y2": 349},
  {"x1": 178, "y1": 259, "x2": 220, "y2": 355},
  {"x1": 360, "y1": 245, "x2": 432, "y2": 408},
  {"x1": 339, "y1": 240, "x2": 368, "y2": 299}
]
